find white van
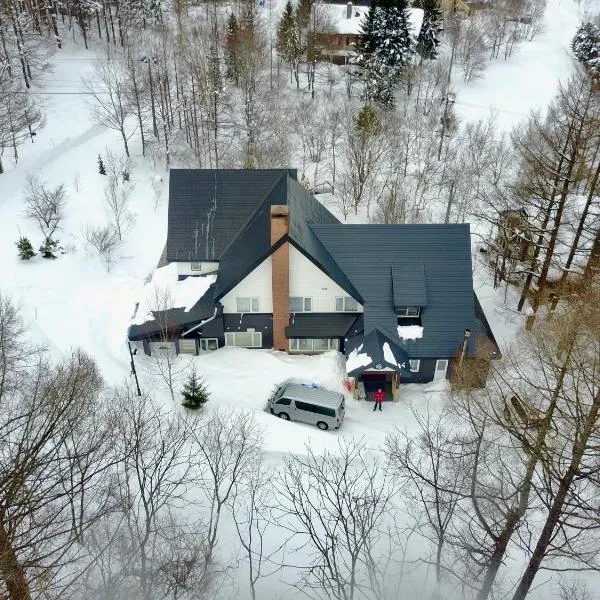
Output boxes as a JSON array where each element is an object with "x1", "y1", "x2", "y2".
[{"x1": 268, "y1": 382, "x2": 345, "y2": 430}]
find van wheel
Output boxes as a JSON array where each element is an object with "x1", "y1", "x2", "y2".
[
  {"x1": 317, "y1": 421, "x2": 328, "y2": 431},
  {"x1": 278, "y1": 412, "x2": 290, "y2": 421}
]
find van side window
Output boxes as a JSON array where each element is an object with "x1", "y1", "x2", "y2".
[
  {"x1": 276, "y1": 397, "x2": 291, "y2": 405},
  {"x1": 295, "y1": 401, "x2": 335, "y2": 417}
]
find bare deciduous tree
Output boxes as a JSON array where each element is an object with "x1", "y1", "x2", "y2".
[{"x1": 23, "y1": 174, "x2": 66, "y2": 245}]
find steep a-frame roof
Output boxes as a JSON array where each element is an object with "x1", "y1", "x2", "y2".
[
  {"x1": 213, "y1": 175, "x2": 361, "y2": 301},
  {"x1": 166, "y1": 169, "x2": 296, "y2": 262},
  {"x1": 311, "y1": 224, "x2": 481, "y2": 358}
]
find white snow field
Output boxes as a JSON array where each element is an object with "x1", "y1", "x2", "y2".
[{"x1": 0, "y1": 0, "x2": 594, "y2": 595}]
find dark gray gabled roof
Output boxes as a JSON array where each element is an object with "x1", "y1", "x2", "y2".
[
  {"x1": 166, "y1": 169, "x2": 295, "y2": 262},
  {"x1": 344, "y1": 328, "x2": 411, "y2": 377},
  {"x1": 392, "y1": 263, "x2": 428, "y2": 308},
  {"x1": 214, "y1": 175, "x2": 361, "y2": 301},
  {"x1": 128, "y1": 283, "x2": 219, "y2": 341},
  {"x1": 311, "y1": 224, "x2": 480, "y2": 358}
]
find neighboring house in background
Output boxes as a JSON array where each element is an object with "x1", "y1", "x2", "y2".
[
  {"x1": 312, "y1": 2, "x2": 424, "y2": 65},
  {"x1": 128, "y1": 169, "x2": 499, "y2": 397}
]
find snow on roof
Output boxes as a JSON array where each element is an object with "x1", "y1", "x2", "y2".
[
  {"x1": 319, "y1": 4, "x2": 424, "y2": 37},
  {"x1": 397, "y1": 325, "x2": 424, "y2": 340},
  {"x1": 346, "y1": 344, "x2": 373, "y2": 371},
  {"x1": 132, "y1": 263, "x2": 216, "y2": 325},
  {"x1": 383, "y1": 342, "x2": 398, "y2": 366}
]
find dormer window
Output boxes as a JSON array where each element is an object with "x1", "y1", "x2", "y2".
[{"x1": 396, "y1": 306, "x2": 421, "y2": 317}]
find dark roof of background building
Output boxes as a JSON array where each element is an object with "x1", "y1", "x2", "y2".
[
  {"x1": 166, "y1": 169, "x2": 296, "y2": 262},
  {"x1": 312, "y1": 224, "x2": 481, "y2": 358}
]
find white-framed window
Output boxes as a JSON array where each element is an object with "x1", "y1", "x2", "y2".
[
  {"x1": 290, "y1": 297, "x2": 312, "y2": 312},
  {"x1": 199, "y1": 338, "x2": 219, "y2": 351},
  {"x1": 190, "y1": 262, "x2": 202, "y2": 271},
  {"x1": 409, "y1": 359, "x2": 421, "y2": 372},
  {"x1": 225, "y1": 331, "x2": 262, "y2": 347},
  {"x1": 397, "y1": 306, "x2": 421, "y2": 317},
  {"x1": 179, "y1": 339, "x2": 198, "y2": 355},
  {"x1": 289, "y1": 338, "x2": 339, "y2": 352},
  {"x1": 236, "y1": 297, "x2": 260, "y2": 313},
  {"x1": 335, "y1": 296, "x2": 359, "y2": 312}
]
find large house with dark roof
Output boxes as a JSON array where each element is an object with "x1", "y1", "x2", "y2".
[{"x1": 128, "y1": 168, "x2": 499, "y2": 398}]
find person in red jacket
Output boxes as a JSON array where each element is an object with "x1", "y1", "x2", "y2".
[{"x1": 373, "y1": 388, "x2": 385, "y2": 411}]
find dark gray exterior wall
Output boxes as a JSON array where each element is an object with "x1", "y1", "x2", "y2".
[
  {"x1": 223, "y1": 314, "x2": 273, "y2": 349},
  {"x1": 398, "y1": 359, "x2": 437, "y2": 384}
]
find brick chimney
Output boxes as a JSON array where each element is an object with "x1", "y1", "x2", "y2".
[
  {"x1": 270, "y1": 205, "x2": 290, "y2": 351},
  {"x1": 346, "y1": 1, "x2": 352, "y2": 18}
]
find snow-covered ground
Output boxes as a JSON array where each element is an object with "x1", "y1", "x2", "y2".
[{"x1": 0, "y1": 1, "x2": 596, "y2": 594}]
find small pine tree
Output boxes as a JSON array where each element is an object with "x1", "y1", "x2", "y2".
[
  {"x1": 417, "y1": 0, "x2": 441, "y2": 60},
  {"x1": 122, "y1": 169, "x2": 130, "y2": 182},
  {"x1": 181, "y1": 368, "x2": 210, "y2": 409},
  {"x1": 16, "y1": 236, "x2": 36, "y2": 260},
  {"x1": 39, "y1": 238, "x2": 59, "y2": 259},
  {"x1": 98, "y1": 154, "x2": 106, "y2": 175},
  {"x1": 356, "y1": 104, "x2": 381, "y2": 136}
]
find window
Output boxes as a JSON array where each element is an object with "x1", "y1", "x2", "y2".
[
  {"x1": 289, "y1": 338, "x2": 339, "y2": 352},
  {"x1": 290, "y1": 297, "x2": 312, "y2": 312},
  {"x1": 190, "y1": 262, "x2": 202, "y2": 271},
  {"x1": 397, "y1": 306, "x2": 421, "y2": 317},
  {"x1": 236, "y1": 297, "x2": 260, "y2": 313},
  {"x1": 335, "y1": 297, "x2": 359, "y2": 312},
  {"x1": 276, "y1": 397, "x2": 292, "y2": 406},
  {"x1": 409, "y1": 359, "x2": 421, "y2": 373},
  {"x1": 294, "y1": 401, "x2": 336, "y2": 417},
  {"x1": 179, "y1": 339, "x2": 197, "y2": 355},
  {"x1": 436, "y1": 359, "x2": 448, "y2": 371},
  {"x1": 199, "y1": 338, "x2": 218, "y2": 351},
  {"x1": 225, "y1": 331, "x2": 262, "y2": 347}
]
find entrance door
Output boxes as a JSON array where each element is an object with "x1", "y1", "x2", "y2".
[{"x1": 434, "y1": 359, "x2": 448, "y2": 381}]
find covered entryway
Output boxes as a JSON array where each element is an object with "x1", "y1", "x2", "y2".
[{"x1": 361, "y1": 372, "x2": 394, "y2": 401}]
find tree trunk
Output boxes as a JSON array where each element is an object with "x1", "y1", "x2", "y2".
[
  {"x1": 511, "y1": 390, "x2": 600, "y2": 600},
  {"x1": 0, "y1": 514, "x2": 32, "y2": 600}
]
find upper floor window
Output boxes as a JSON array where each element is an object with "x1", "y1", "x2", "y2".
[
  {"x1": 397, "y1": 306, "x2": 421, "y2": 317},
  {"x1": 335, "y1": 296, "x2": 359, "y2": 312},
  {"x1": 236, "y1": 297, "x2": 260, "y2": 313},
  {"x1": 290, "y1": 297, "x2": 312, "y2": 312},
  {"x1": 190, "y1": 262, "x2": 202, "y2": 271}
]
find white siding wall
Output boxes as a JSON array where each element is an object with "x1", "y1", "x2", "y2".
[
  {"x1": 220, "y1": 256, "x2": 273, "y2": 313},
  {"x1": 176, "y1": 262, "x2": 219, "y2": 277},
  {"x1": 289, "y1": 246, "x2": 362, "y2": 313}
]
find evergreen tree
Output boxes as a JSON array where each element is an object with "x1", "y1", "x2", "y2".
[
  {"x1": 356, "y1": 104, "x2": 381, "y2": 136},
  {"x1": 417, "y1": 0, "x2": 441, "y2": 59},
  {"x1": 16, "y1": 236, "x2": 36, "y2": 260},
  {"x1": 276, "y1": 0, "x2": 302, "y2": 87},
  {"x1": 226, "y1": 13, "x2": 242, "y2": 84},
  {"x1": 353, "y1": 0, "x2": 415, "y2": 107},
  {"x1": 98, "y1": 154, "x2": 106, "y2": 175},
  {"x1": 572, "y1": 22, "x2": 600, "y2": 73},
  {"x1": 39, "y1": 238, "x2": 59, "y2": 259},
  {"x1": 181, "y1": 368, "x2": 210, "y2": 409}
]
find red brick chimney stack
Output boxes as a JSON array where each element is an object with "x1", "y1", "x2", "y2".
[{"x1": 270, "y1": 205, "x2": 290, "y2": 351}]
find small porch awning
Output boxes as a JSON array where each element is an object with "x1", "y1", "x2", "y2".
[
  {"x1": 344, "y1": 327, "x2": 412, "y2": 378},
  {"x1": 285, "y1": 313, "x2": 359, "y2": 338}
]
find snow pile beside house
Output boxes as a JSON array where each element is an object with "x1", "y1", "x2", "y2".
[
  {"x1": 397, "y1": 325, "x2": 424, "y2": 340},
  {"x1": 346, "y1": 344, "x2": 372, "y2": 371},
  {"x1": 132, "y1": 263, "x2": 216, "y2": 325}
]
